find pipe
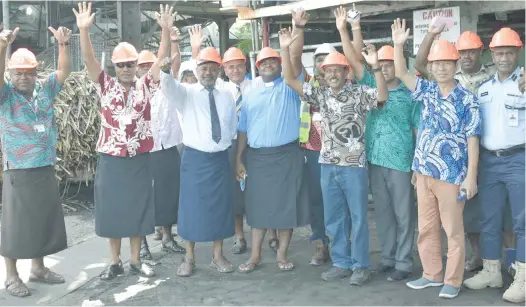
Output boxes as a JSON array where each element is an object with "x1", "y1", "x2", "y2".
[
  {"x1": 3, "y1": 0, "x2": 10, "y2": 55},
  {"x1": 261, "y1": 17, "x2": 269, "y2": 48},
  {"x1": 249, "y1": 51, "x2": 256, "y2": 80}
]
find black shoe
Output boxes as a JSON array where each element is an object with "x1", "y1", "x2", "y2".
[
  {"x1": 129, "y1": 262, "x2": 155, "y2": 277},
  {"x1": 100, "y1": 262, "x2": 124, "y2": 281},
  {"x1": 378, "y1": 264, "x2": 395, "y2": 273},
  {"x1": 161, "y1": 239, "x2": 186, "y2": 253},
  {"x1": 387, "y1": 269, "x2": 412, "y2": 282}
]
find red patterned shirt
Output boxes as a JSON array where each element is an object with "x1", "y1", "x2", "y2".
[{"x1": 95, "y1": 71, "x2": 158, "y2": 157}]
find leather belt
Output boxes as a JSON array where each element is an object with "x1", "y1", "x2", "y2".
[{"x1": 482, "y1": 144, "x2": 525, "y2": 157}]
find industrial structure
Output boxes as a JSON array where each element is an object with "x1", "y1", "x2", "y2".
[{"x1": 1, "y1": 0, "x2": 524, "y2": 75}]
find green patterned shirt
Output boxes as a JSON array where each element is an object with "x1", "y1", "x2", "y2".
[{"x1": 358, "y1": 67, "x2": 421, "y2": 172}]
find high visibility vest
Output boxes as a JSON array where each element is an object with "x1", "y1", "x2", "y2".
[{"x1": 299, "y1": 77, "x2": 320, "y2": 143}]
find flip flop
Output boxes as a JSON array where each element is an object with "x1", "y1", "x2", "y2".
[
  {"x1": 277, "y1": 260, "x2": 294, "y2": 271},
  {"x1": 177, "y1": 258, "x2": 195, "y2": 277},
  {"x1": 29, "y1": 268, "x2": 65, "y2": 284},
  {"x1": 238, "y1": 261, "x2": 259, "y2": 273},
  {"x1": 5, "y1": 278, "x2": 30, "y2": 297}
]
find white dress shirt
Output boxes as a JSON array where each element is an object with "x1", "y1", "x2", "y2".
[
  {"x1": 160, "y1": 71, "x2": 237, "y2": 153},
  {"x1": 478, "y1": 67, "x2": 525, "y2": 150},
  {"x1": 150, "y1": 87, "x2": 183, "y2": 152}
]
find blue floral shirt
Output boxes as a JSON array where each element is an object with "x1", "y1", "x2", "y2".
[
  {"x1": 0, "y1": 73, "x2": 62, "y2": 170},
  {"x1": 411, "y1": 77, "x2": 481, "y2": 185}
]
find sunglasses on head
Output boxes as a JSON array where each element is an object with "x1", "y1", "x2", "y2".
[{"x1": 116, "y1": 61, "x2": 137, "y2": 68}]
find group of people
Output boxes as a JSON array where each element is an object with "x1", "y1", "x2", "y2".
[{"x1": 0, "y1": 2, "x2": 523, "y2": 304}]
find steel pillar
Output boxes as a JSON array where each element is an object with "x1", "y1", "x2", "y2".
[{"x1": 117, "y1": 0, "x2": 141, "y2": 49}]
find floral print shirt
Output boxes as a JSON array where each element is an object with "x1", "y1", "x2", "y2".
[
  {"x1": 302, "y1": 82, "x2": 379, "y2": 167},
  {"x1": 95, "y1": 71, "x2": 158, "y2": 157}
]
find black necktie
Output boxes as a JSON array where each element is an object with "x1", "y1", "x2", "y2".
[{"x1": 208, "y1": 88, "x2": 221, "y2": 143}]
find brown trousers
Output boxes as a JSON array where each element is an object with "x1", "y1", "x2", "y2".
[{"x1": 415, "y1": 173, "x2": 465, "y2": 287}]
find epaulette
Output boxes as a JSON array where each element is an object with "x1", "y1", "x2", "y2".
[{"x1": 479, "y1": 76, "x2": 494, "y2": 88}]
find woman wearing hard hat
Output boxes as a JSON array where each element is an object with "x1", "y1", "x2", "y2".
[
  {"x1": 75, "y1": 2, "x2": 174, "y2": 280},
  {"x1": 392, "y1": 18, "x2": 481, "y2": 299},
  {"x1": 463, "y1": 27, "x2": 525, "y2": 304},
  {"x1": 0, "y1": 25, "x2": 72, "y2": 297}
]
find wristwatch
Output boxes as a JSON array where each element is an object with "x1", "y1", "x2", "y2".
[{"x1": 372, "y1": 67, "x2": 382, "y2": 73}]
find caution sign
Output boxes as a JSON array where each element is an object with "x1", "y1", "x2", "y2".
[{"x1": 413, "y1": 6, "x2": 460, "y2": 54}]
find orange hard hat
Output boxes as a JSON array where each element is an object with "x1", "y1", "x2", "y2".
[
  {"x1": 489, "y1": 27, "x2": 523, "y2": 49},
  {"x1": 427, "y1": 40, "x2": 460, "y2": 62},
  {"x1": 8, "y1": 48, "x2": 38, "y2": 69},
  {"x1": 223, "y1": 47, "x2": 246, "y2": 64},
  {"x1": 456, "y1": 31, "x2": 483, "y2": 51},
  {"x1": 377, "y1": 45, "x2": 395, "y2": 61},
  {"x1": 112, "y1": 42, "x2": 139, "y2": 63},
  {"x1": 197, "y1": 47, "x2": 222, "y2": 65},
  {"x1": 137, "y1": 50, "x2": 157, "y2": 65},
  {"x1": 256, "y1": 47, "x2": 281, "y2": 69},
  {"x1": 320, "y1": 51, "x2": 351, "y2": 71}
]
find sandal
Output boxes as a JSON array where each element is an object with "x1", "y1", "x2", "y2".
[
  {"x1": 29, "y1": 268, "x2": 65, "y2": 284},
  {"x1": 231, "y1": 237, "x2": 247, "y2": 254},
  {"x1": 140, "y1": 240, "x2": 152, "y2": 261},
  {"x1": 177, "y1": 258, "x2": 195, "y2": 277},
  {"x1": 238, "y1": 261, "x2": 259, "y2": 273},
  {"x1": 162, "y1": 239, "x2": 186, "y2": 253},
  {"x1": 277, "y1": 260, "x2": 294, "y2": 271},
  {"x1": 153, "y1": 227, "x2": 162, "y2": 241},
  {"x1": 210, "y1": 257, "x2": 234, "y2": 273},
  {"x1": 100, "y1": 262, "x2": 124, "y2": 281},
  {"x1": 5, "y1": 278, "x2": 30, "y2": 297},
  {"x1": 129, "y1": 262, "x2": 155, "y2": 277},
  {"x1": 268, "y1": 238, "x2": 279, "y2": 253}
]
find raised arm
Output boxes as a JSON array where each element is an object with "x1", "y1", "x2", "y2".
[
  {"x1": 73, "y1": 2, "x2": 101, "y2": 82},
  {"x1": 169, "y1": 27, "x2": 182, "y2": 77},
  {"x1": 151, "y1": 5, "x2": 176, "y2": 83},
  {"x1": 361, "y1": 44, "x2": 388, "y2": 103},
  {"x1": 280, "y1": 28, "x2": 303, "y2": 95},
  {"x1": 335, "y1": 6, "x2": 364, "y2": 80},
  {"x1": 392, "y1": 18, "x2": 417, "y2": 91},
  {"x1": 414, "y1": 21, "x2": 444, "y2": 78},
  {"x1": 48, "y1": 27, "x2": 72, "y2": 85},
  {"x1": 189, "y1": 25, "x2": 205, "y2": 60},
  {"x1": 0, "y1": 26, "x2": 19, "y2": 91},
  {"x1": 348, "y1": 3, "x2": 364, "y2": 63},
  {"x1": 290, "y1": 8, "x2": 309, "y2": 79}
]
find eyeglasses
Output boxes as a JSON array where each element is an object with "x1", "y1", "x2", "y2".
[{"x1": 115, "y1": 61, "x2": 137, "y2": 68}]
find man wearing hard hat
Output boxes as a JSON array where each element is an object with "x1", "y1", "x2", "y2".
[
  {"x1": 137, "y1": 26, "x2": 186, "y2": 262},
  {"x1": 0, "y1": 25, "x2": 72, "y2": 297},
  {"x1": 392, "y1": 19, "x2": 481, "y2": 299},
  {"x1": 235, "y1": 41, "x2": 309, "y2": 272},
  {"x1": 280, "y1": 6, "x2": 389, "y2": 286},
  {"x1": 75, "y1": 2, "x2": 174, "y2": 280},
  {"x1": 288, "y1": 8, "x2": 334, "y2": 267},
  {"x1": 159, "y1": 43, "x2": 237, "y2": 277},
  {"x1": 351, "y1": 37, "x2": 421, "y2": 281},
  {"x1": 463, "y1": 27, "x2": 525, "y2": 304},
  {"x1": 416, "y1": 25, "x2": 516, "y2": 273}
]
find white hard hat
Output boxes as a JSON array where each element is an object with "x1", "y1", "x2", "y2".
[
  {"x1": 178, "y1": 59, "x2": 197, "y2": 81},
  {"x1": 314, "y1": 43, "x2": 336, "y2": 57}
]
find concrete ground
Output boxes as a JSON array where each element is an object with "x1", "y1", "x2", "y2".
[{"x1": 0, "y1": 207, "x2": 519, "y2": 306}]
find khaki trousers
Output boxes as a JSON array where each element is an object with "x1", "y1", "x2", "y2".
[{"x1": 415, "y1": 173, "x2": 465, "y2": 287}]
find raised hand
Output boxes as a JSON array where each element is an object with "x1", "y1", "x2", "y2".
[
  {"x1": 428, "y1": 16, "x2": 446, "y2": 35},
  {"x1": 159, "y1": 52, "x2": 179, "y2": 73},
  {"x1": 291, "y1": 7, "x2": 310, "y2": 27},
  {"x1": 155, "y1": 4, "x2": 176, "y2": 29},
  {"x1": 334, "y1": 6, "x2": 348, "y2": 31},
  {"x1": 72, "y1": 2, "x2": 95, "y2": 29},
  {"x1": 278, "y1": 28, "x2": 298, "y2": 49},
  {"x1": 170, "y1": 26, "x2": 180, "y2": 41},
  {"x1": 361, "y1": 44, "x2": 378, "y2": 66},
  {"x1": 392, "y1": 18, "x2": 410, "y2": 45},
  {"x1": 188, "y1": 25, "x2": 206, "y2": 48},
  {"x1": 0, "y1": 27, "x2": 20, "y2": 48},
  {"x1": 48, "y1": 26, "x2": 72, "y2": 44},
  {"x1": 347, "y1": 3, "x2": 361, "y2": 28}
]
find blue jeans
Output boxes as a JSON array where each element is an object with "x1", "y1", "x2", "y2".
[
  {"x1": 304, "y1": 150, "x2": 329, "y2": 244},
  {"x1": 479, "y1": 150, "x2": 525, "y2": 262},
  {"x1": 321, "y1": 164, "x2": 370, "y2": 269}
]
